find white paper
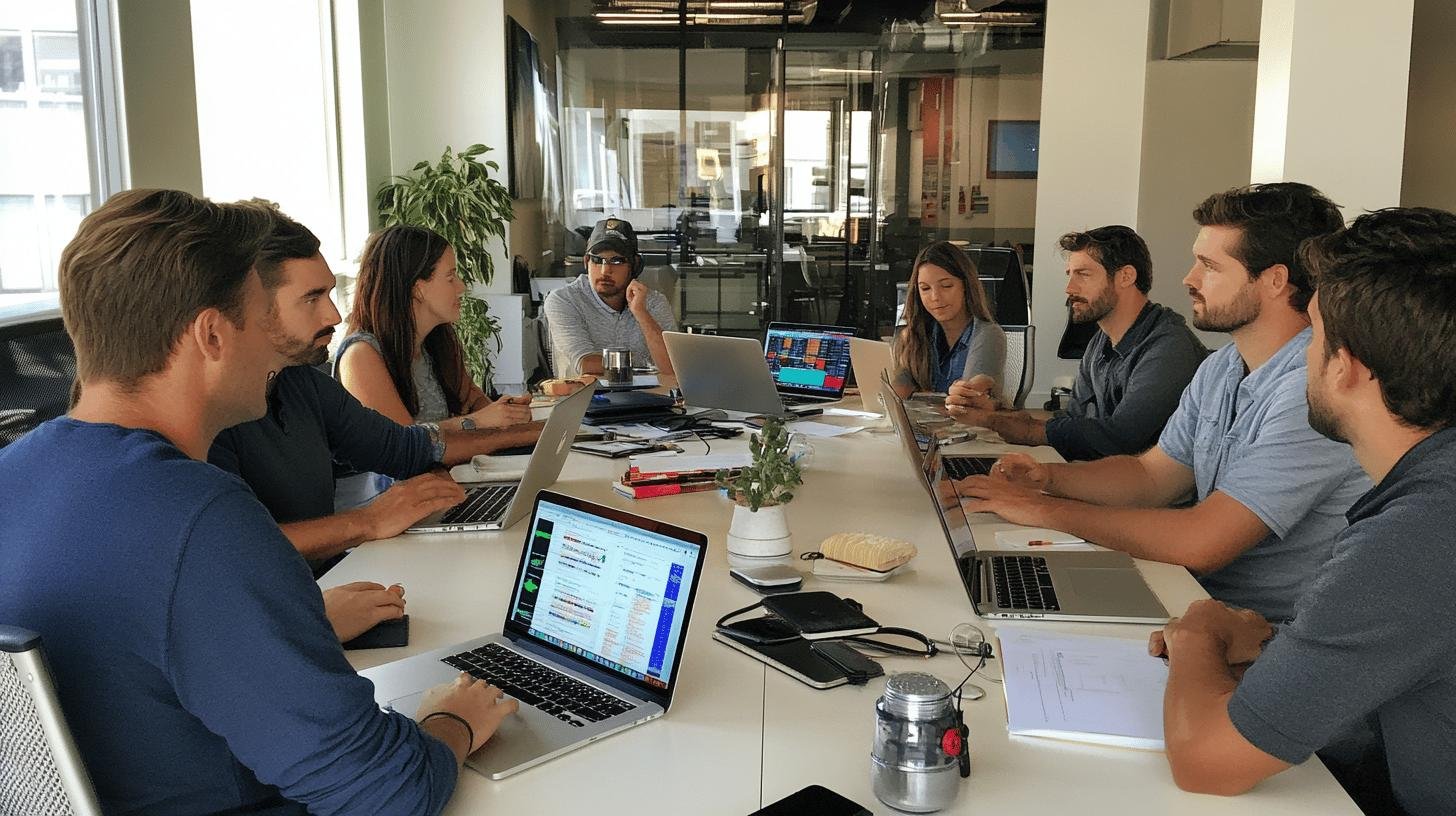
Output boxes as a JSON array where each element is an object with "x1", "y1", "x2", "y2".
[
  {"x1": 461, "y1": 454, "x2": 532, "y2": 483},
  {"x1": 629, "y1": 452, "x2": 751, "y2": 474},
  {"x1": 601, "y1": 422, "x2": 675, "y2": 440},
  {"x1": 998, "y1": 626, "x2": 1168, "y2": 750},
  {"x1": 822, "y1": 407, "x2": 882, "y2": 419},
  {"x1": 993, "y1": 528, "x2": 1099, "y2": 551},
  {"x1": 787, "y1": 420, "x2": 864, "y2": 438}
]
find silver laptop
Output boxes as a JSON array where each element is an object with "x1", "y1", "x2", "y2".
[
  {"x1": 406, "y1": 383, "x2": 595, "y2": 533},
  {"x1": 848, "y1": 337, "x2": 893, "y2": 414},
  {"x1": 882, "y1": 377, "x2": 1167, "y2": 624},
  {"x1": 364, "y1": 490, "x2": 708, "y2": 778},
  {"x1": 763, "y1": 322, "x2": 856, "y2": 405},
  {"x1": 663, "y1": 331, "x2": 823, "y2": 417}
]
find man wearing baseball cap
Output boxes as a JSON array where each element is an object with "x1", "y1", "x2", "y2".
[{"x1": 543, "y1": 217, "x2": 678, "y2": 378}]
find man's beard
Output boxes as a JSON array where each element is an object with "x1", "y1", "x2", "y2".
[
  {"x1": 273, "y1": 328, "x2": 332, "y2": 368},
  {"x1": 1190, "y1": 283, "x2": 1261, "y2": 332},
  {"x1": 1067, "y1": 287, "x2": 1116, "y2": 324},
  {"x1": 1306, "y1": 370, "x2": 1348, "y2": 444}
]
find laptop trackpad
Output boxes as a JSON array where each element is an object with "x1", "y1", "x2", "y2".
[{"x1": 1062, "y1": 568, "x2": 1162, "y2": 609}]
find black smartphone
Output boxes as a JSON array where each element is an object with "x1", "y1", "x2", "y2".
[
  {"x1": 809, "y1": 641, "x2": 884, "y2": 684},
  {"x1": 719, "y1": 615, "x2": 799, "y2": 645},
  {"x1": 341, "y1": 615, "x2": 410, "y2": 650}
]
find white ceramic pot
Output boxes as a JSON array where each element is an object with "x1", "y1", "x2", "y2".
[{"x1": 726, "y1": 502, "x2": 793, "y2": 560}]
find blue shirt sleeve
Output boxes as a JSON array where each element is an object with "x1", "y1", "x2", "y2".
[
  {"x1": 1156, "y1": 354, "x2": 1211, "y2": 468},
  {"x1": 164, "y1": 487, "x2": 457, "y2": 815},
  {"x1": 308, "y1": 367, "x2": 435, "y2": 478}
]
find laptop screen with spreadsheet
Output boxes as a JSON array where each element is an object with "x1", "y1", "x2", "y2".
[{"x1": 764, "y1": 322, "x2": 855, "y2": 399}]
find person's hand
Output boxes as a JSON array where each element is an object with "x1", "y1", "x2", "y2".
[
  {"x1": 323, "y1": 582, "x2": 405, "y2": 641},
  {"x1": 417, "y1": 674, "x2": 520, "y2": 756},
  {"x1": 957, "y1": 475, "x2": 1056, "y2": 527},
  {"x1": 358, "y1": 471, "x2": 466, "y2": 541},
  {"x1": 946, "y1": 375, "x2": 999, "y2": 413},
  {"x1": 987, "y1": 453, "x2": 1051, "y2": 491},
  {"x1": 465, "y1": 394, "x2": 533, "y2": 428},
  {"x1": 625, "y1": 279, "x2": 652, "y2": 318},
  {"x1": 1149, "y1": 599, "x2": 1273, "y2": 667}
]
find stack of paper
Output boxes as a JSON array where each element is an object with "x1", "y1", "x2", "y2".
[{"x1": 997, "y1": 625, "x2": 1169, "y2": 750}]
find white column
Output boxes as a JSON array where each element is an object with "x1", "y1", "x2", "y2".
[
  {"x1": 1252, "y1": 0, "x2": 1415, "y2": 214},
  {"x1": 1029, "y1": 0, "x2": 1154, "y2": 400}
]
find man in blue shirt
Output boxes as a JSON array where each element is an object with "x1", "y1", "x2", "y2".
[
  {"x1": 0, "y1": 190, "x2": 516, "y2": 815},
  {"x1": 1154, "y1": 208, "x2": 1456, "y2": 816},
  {"x1": 959, "y1": 183, "x2": 1368, "y2": 623}
]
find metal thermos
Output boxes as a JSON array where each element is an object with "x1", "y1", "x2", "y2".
[
  {"x1": 870, "y1": 672, "x2": 965, "y2": 813},
  {"x1": 601, "y1": 347, "x2": 632, "y2": 386}
]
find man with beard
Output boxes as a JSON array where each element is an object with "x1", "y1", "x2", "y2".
[
  {"x1": 544, "y1": 217, "x2": 677, "y2": 378},
  {"x1": 1152, "y1": 207, "x2": 1456, "y2": 816},
  {"x1": 944, "y1": 225, "x2": 1206, "y2": 459},
  {"x1": 957, "y1": 183, "x2": 1369, "y2": 623},
  {"x1": 209, "y1": 206, "x2": 541, "y2": 597}
]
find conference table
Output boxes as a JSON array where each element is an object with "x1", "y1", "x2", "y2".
[{"x1": 329, "y1": 401, "x2": 1359, "y2": 815}]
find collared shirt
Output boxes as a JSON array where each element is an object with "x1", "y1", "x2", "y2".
[
  {"x1": 209, "y1": 365, "x2": 436, "y2": 525},
  {"x1": 1044, "y1": 302, "x2": 1207, "y2": 461},
  {"x1": 542, "y1": 274, "x2": 676, "y2": 378},
  {"x1": 930, "y1": 321, "x2": 975, "y2": 393},
  {"x1": 1229, "y1": 428, "x2": 1456, "y2": 816},
  {"x1": 892, "y1": 317, "x2": 1007, "y2": 397},
  {"x1": 1157, "y1": 327, "x2": 1370, "y2": 622}
]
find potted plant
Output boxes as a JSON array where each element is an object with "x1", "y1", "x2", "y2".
[
  {"x1": 376, "y1": 143, "x2": 514, "y2": 386},
  {"x1": 716, "y1": 418, "x2": 804, "y2": 560}
]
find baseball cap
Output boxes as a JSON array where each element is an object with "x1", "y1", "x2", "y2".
[{"x1": 586, "y1": 217, "x2": 638, "y2": 257}]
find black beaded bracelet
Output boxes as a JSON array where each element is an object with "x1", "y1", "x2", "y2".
[{"x1": 421, "y1": 711, "x2": 475, "y2": 754}]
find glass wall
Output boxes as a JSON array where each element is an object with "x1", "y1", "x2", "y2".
[{"x1": 516, "y1": 1, "x2": 1044, "y2": 344}]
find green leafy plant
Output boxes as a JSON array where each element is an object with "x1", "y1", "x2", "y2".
[
  {"x1": 716, "y1": 418, "x2": 804, "y2": 511},
  {"x1": 376, "y1": 143, "x2": 514, "y2": 385}
]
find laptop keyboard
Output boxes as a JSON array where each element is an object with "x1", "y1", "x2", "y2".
[
  {"x1": 990, "y1": 555, "x2": 1061, "y2": 611},
  {"x1": 441, "y1": 643, "x2": 637, "y2": 727},
  {"x1": 438, "y1": 484, "x2": 517, "y2": 526},
  {"x1": 943, "y1": 456, "x2": 994, "y2": 480}
]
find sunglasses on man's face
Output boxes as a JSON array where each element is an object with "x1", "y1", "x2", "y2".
[{"x1": 586, "y1": 253, "x2": 631, "y2": 267}]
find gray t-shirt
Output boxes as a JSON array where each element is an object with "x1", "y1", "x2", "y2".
[
  {"x1": 542, "y1": 274, "x2": 676, "y2": 378},
  {"x1": 1044, "y1": 302, "x2": 1206, "y2": 461},
  {"x1": 334, "y1": 332, "x2": 450, "y2": 422},
  {"x1": 1156, "y1": 327, "x2": 1369, "y2": 622},
  {"x1": 1228, "y1": 428, "x2": 1456, "y2": 816},
  {"x1": 890, "y1": 317, "x2": 1007, "y2": 401}
]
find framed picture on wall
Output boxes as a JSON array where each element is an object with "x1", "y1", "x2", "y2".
[{"x1": 987, "y1": 120, "x2": 1040, "y2": 179}]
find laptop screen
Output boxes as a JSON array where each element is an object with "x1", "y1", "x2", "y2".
[
  {"x1": 764, "y1": 322, "x2": 854, "y2": 398},
  {"x1": 506, "y1": 495, "x2": 704, "y2": 693}
]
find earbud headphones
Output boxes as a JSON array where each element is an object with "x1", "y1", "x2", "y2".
[{"x1": 630, "y1": 253, "x2": 644, "y2": 280}]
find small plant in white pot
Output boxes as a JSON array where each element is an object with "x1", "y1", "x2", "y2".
[{"x1": 717, "y1": 418, "x2": 804, "y2": 562}]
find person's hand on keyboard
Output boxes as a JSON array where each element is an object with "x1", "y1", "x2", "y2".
[
  {"x1": 322, "y1": 581, "x2": 405, "y2": 641},
  {"x1": 987, "y1": 453, "x2": 1051, "y2": 491},
  {"x1": 358, "y1": 471, "x2": 466, "y2": 540},
  {"x1": 957, "y1": 474, "x2": 1054, "y2": 529},
  {"x1": 417, "y1": 674, "x2": 520, "y2": 764}
]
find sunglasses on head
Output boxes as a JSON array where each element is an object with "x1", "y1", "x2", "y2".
[{"x1": 586, "y1": 253, "x2": 631, "y2": 267}]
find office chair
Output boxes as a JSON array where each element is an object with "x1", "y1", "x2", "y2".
[
  {"x1": 1000, "y1": 324, "x2": 1035, "y2": 410},
  {"x1": 0, "y1": 626, "x2": 102, "y2": 816},
  {"x1": 0, "y1": 313, "x2": 77, "y2": 450}
]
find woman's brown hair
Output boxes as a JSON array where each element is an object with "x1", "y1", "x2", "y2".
[{"x1": 895, "y1": 241, "x2": 994, "y2": 390}]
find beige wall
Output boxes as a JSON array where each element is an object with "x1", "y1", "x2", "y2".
[
  {"x1": 115, "y1": 0, "x2": 202, "y2": 193},
  {"x1": 1401, "y1": 0, "x2": 1456, "y2": 211},
  {"x1": 949, "y1": 74, "x2": 1042, "y2": 233}
]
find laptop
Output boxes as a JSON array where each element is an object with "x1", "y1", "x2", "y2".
[
  {"x1": 364, "y1": 490, "x2": 708, "y2": 778},
  {"x1": 763, "y1": 322, "x2": 855, "y2": 406},
  {"x1": 870, "y1": 369, "x2": 996, "y2": 481},
  {"x1": 881, "y1": 377, "x2": 1168, "y2": 624},
  {"x1": 663, "y1": 331, "x2": 824, "y2": 418},
  {"x1": 405, "y1": 383, "x2": 595, "y2": 533},
  {"x1": 848, "y1": 337, "x2": 893, "y2": 414}
]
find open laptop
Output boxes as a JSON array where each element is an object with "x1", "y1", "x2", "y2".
[
  {"x1": 763, "y1": 322, "x2": 855, "y2": 406},
  {"x1": 364, "y1": 490, "x2": 707, "y2": 778},
  {"x1": 848, "y1": 337, "x2": 893, "y2": 414},
  {"x1": 406, "y1": 383, "x2": 595, "y2": 533},
  {"x1": 663, "y1": 331, "x2": 824, "y2": 418},
  {"x1": 882, "y1": 377, "x2": 1167, "y2": 624},
  {"x1": 872, "y1": 369, "x2": 997, "y2": 481}
]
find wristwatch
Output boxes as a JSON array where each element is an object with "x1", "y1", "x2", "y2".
[{"x1": 459, "y1": 417, "x2": 477, "y2": 431}]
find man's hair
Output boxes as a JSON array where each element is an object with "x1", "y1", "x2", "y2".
[
  {"x1": 1192, "y1": 182, "x2": 1344, "y2": 312},
  {"x1": 1300, "y1": 207, "x2": 1456, "y2": 431},
  {"x1": 247, "y1": 199, "x2": 321, "y2": 289},
  {"x1": 1058, "y1": 225, "x2": 1152, "y2": 294},
  {"x1": 58, "y1": 189, "x2": 275, "y2": 388}
]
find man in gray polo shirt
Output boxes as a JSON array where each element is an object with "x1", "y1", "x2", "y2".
[
  {"x1": 544, "y1": 217, "x2": 677, "y2": 378},
  {"x1": 945, "y1": 225, "x2": 1206, "y2": 460},
  {"x1": 958, "y1": 183, "x2": 1368, "y2": 623},
  {"x1": 1153, "y1": 207, "x2": 1456, "y2": 816}
]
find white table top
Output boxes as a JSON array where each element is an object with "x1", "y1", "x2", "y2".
[{"x1": 329, "y1": 413, "x2": 1358, "y2": 815}]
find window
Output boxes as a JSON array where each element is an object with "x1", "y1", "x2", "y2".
[{"x1": 0, "y1": 32, "x2": 21, "y2": 92}]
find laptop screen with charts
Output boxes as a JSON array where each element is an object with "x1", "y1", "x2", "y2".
[
  {"x1": 361, "y1": 490, "x2": 708, "y2": 780},
  {"x1": 764, "y1": 322, "x2": 855, "y2": 402}
]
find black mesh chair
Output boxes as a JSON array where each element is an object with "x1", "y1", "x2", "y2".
[{"x1": 0, "y1": 312, "x2": 76, "y2": 450}]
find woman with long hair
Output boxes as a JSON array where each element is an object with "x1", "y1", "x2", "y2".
[
  {"x1": 335, "y1": 225, "x2": 531, "y2": 430},
  {"x1": 891, "y1": 241, "x2": 1006, "y2": 401}
]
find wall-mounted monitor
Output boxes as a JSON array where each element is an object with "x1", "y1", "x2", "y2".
[{"x1": 987, "y1": 120, "x2": 1040, "y2": 179}]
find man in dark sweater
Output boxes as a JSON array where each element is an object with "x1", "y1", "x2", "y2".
[
  {"x1": 1154, "y1": 208, "x2": 1456, "y2": 816},
  {"x1": 0, "y1": 189, "x2": 516, "y2": 815},
  {"x1": 945, "y1": 226, "x2": 1206, "y2": 460}
]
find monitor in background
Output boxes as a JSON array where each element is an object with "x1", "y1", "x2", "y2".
[{"x1": 764, "y1": 322, "x2": 855, "y2": 401}]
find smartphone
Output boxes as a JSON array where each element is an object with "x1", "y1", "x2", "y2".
[
  {"x1": 810, "y1": 641, "x2": 884, "y2": 684},
  {"x1": 730, "y1": 565, "x2": 804, "y2": 595},
  {"x1": 341, "y1": 615, "x2": 410, "y2": 650},
  {"x1": 719, "y1": 615, "x2": 800, "y2": 645}
]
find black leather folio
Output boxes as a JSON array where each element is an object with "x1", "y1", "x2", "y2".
[{"x1": 760, "y1": 591, "x2": 879, "y2": 639}]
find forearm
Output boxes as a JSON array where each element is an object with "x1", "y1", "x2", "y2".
[
  {"x1": 421, "y1": 717, "x2": 472, "y2": 767},
  {"x1": 1164, "y1": 634, "x2": 1243, "y2": 793},
  {"x1": 1044, "y1": 455, "x2": 1165, "y2": 506},
  {"x1": 576, "y1": 353, "x2": 604, "y2": 376},
  {"x1": 440, "y1": 423, "x2": 543, "y2": 465},
  {"x1": 633, "y1": 310, "x2": 674, "y2": 375},
  {"x1": 279, "y1": 510, "x2": 377, "y2": 560},
  {"x1": 1038, "y1": 500, "x2": 1230, "y2": 572},
  {"x1": 981, "y1": 411, "x2": 1047, "y2": 447}
]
